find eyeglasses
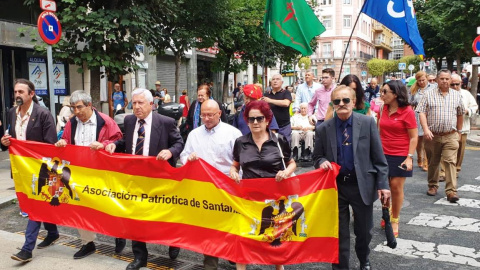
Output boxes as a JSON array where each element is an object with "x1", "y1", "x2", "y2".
[
  {"x1": 381, "y1": 89, "x2": 392, "y2": 95},
  {"x1": 200, "y1": 112, "x2": 219, "y2": 119},
  {"x1": 71, "y1": 105, "x2": 86, "y2": 110},
  {"x1": 332, "y1": 98, "x2": 351, "y2": 105},
  {"x1": 247, "y1": 116, "x2": 265, "y2": 123},
  {"x1": 450, "y1": 83, "x2": 460, "y2": 87}
]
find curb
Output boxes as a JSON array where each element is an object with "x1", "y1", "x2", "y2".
[
  {"x1": 467, "y1": 137, "x2": 480, "y2": 146},
  {"x1": 0, "y1": 196, "x2": 16, "y2": 208}
]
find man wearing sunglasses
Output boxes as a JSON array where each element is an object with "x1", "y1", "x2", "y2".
[
  {"x1": 313, "y1": 85, "x2": 390, "y2": 270},
  {"x1": 417, "y1": 69, "x2": 464, "y2": 203},
  {"x1": 437, "y1": 74, "x2": 478, "y2": 182}
]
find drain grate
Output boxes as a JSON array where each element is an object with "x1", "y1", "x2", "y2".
[{"x1": 15, "y1": 230, "x2": 211, "y2": 269}]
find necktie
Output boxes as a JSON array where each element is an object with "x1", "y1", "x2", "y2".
[{"x1": 135, "y1": 119, "x2": 146, "y2": 155}]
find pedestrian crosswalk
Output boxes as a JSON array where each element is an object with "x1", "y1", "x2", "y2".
[{"x1": 374, "y1": 181, "x2": 480, "y2": 268}]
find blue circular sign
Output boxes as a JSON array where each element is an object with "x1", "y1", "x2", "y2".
[{"x1": 37, "y1": 11, "x2": 62, "y2": 45}]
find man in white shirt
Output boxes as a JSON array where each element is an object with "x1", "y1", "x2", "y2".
[
  {"x1": 293, "y1": 71, "x2": 321, "y2": 113},
  {"x1": 291, "y1": 103, "x2": 315, "y2": 161},
  {"x1": 180, "y1": 99, "x2": 242, "y2": 269}
]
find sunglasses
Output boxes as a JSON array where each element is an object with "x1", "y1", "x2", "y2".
[
  {"x1": 247, "y1": 116, "x2": 265, "y2": 123},
  {"x1": 450, "y1": 83, "x2": 460, "y2": 87},
  {"x1": 381, "y1": 89, "x2": 392, "y2": 95},
  {"x1": 332, "y1": 98, "x2": 351, "y2": 105},
  {"x1": 428, "y1": 79, "x2": 436, "y2": 82}
]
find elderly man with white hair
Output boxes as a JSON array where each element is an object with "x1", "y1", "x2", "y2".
[
  {"x1": 106, "y1": 88, "x2": 184, "y2": 270},
  {"x1": 291, "y1": 103, "x2": 315, "y2": 161}
]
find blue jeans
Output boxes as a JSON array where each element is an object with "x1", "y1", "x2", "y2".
[{"x1": 22, "y1": 219, "x2": 59, "y2": 252}]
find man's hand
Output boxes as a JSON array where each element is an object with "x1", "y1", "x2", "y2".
[
  {"x1": 187, "y1": 152, "x2": 199, "y2": 161},
  {"x1": 1, "y1": 135, "x2": 11, "y2": 147},
  {"x1": 319, "y1": 160, "x2": 333, "y2": 170},
  {"x1": 156, "y1": 149, "x2": 172, "y2": 161},
  {"x1": 89, "y1": 141, "x2": 104, "y2": 151},
  {"x1": 55, "y1": 139, "x2": 67, "y2": 147},
  {"x1": 423, "y1": 128, "x2": 434, "y2": 140},
  {"x1": 105, "y1": 143, "x2": 116, "y2": 154},
  {"x1": 378, "y1": 189, "x2": 391, "y2": 207},
  {"x1": 308, "y1": 116, "x2": 316, "y2": 126}
]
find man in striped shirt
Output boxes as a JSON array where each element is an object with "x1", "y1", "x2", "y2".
[{"x1": 416, "y1": 69, "x2": 465, "y2": 203}]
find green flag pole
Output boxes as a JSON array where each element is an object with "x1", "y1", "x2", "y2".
[{"x1": 338, "y1": 0, "x2": 367, "y2": 83}]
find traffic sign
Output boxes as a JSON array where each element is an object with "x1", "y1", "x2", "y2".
[
  {"x1": 472, "y1": 35, "x2": 480, "y2": 56},
  {"x1": 472, "y1": 57, "x2": 480, "y2": 65},
  {"x1": 40, "y1": 0, "x2": 57, "y2": 12},
  {"x1": 37, "y1": 11, "x2": 62, "y2": 45},
  {"x1": 398, "y1": 62, "x2": 406, "y2": 70},
  {"x1": 361, "y1": 70, "x2": 367, "y2": 77},
  {"x1": 408, "y1": 64, "x2": 415, "y2": 71}
]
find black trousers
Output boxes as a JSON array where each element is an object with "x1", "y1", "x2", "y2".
[
  {"x1": 132, "y1": 240, "x2": 148, "y2": 261},
  {"x1": 332, "y1": 178, "x2": 373, "y2": 270}
]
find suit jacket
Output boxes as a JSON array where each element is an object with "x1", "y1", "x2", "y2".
[
  {"x1": 115, "y1": 112, "x2": 184, "y2": 167},
  {"x1": 1, "y1": 103, "x2": 57, "y2": 151},
  {"x1": 313, "y1": 112, "x2": 389, "y2": 205}
]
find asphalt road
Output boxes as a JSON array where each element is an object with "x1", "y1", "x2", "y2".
[{"x1": 1, "y1": 146, "x2": 480, "y2": 270}]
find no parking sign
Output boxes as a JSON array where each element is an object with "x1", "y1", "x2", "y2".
[
  {"x1": 472, "y1": 35, "x2": 480, "y2": 56},
  {"x1": 37, "y1": 11, "x2": 62, "y2": 45}
]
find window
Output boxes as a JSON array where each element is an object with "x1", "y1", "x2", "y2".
[
  {"x1": 322, "y1": 43, "x2": 332, "y2": 57},
  {"x1": 343, "y1": 42, "x2": 350, "y2": 56},
  {"x1": 320, "y1": 0, "x2": 332, "y2": 5},
  {"x1": 343, "y1": 15, "x2": 352, "y2": 28},
  {"x1": 343, "y1": 0, "x2": 351, "y2": 4},
  {"x1": 322, "y1": 16, "x2": 332, "y2": 29}
]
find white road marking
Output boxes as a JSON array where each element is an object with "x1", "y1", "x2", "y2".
[
  {"x1": 407, "y1": 213, "x2": 480, "y2": 233},
  {"x1": 374, "y1": 238, "x2": 480, "y2": 267},
  {"x1": 458, "y1": 185, "x2": 480, "y2": 193},
  {"x1": 434, "y1": 198, "x2": 480, "y2": 208}
]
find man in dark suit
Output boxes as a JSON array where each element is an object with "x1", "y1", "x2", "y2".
[
  {"x1": 106, "y1": 88, "x2": 184, "y2": 270},
  {"x1": 1, "y1": 78, "x2": 59, "y2": 263},
  {"x1": 313, "y1": 85, "x2": 390, "y2": 270}
]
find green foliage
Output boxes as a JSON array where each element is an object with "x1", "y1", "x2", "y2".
[
  {"x1": 367, "y1": 59, "x2": 389, "y2": 77},
  {"x1": 298, "y1": 57, "x2": 311, "y2": 70}
]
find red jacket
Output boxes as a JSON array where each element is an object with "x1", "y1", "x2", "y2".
[{"x1": 62, "y1": 110, "x2": 122, "y2": 147}]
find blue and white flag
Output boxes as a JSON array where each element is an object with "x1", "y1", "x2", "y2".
[{"x1": 362, "y1": 0, "x2": 425, "y2": 57}]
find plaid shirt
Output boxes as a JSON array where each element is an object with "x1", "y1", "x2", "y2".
[{"x1": 415, "y1": 87, "x2": 464, "y2": 133}]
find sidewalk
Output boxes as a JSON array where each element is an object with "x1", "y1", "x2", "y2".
[{"x1": 0, "y1": 230, "x2": 129, "y2": 270}]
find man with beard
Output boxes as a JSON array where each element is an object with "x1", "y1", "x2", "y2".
[{"x1": 1, "y1": 79, "x2": 59, "y2": 263}]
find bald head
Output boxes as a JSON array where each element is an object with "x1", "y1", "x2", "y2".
[
  {"x1": 201, "y1": 100, "x2": 221, "y2": 130},
  {"x1": 370, "y1": 78, "x2": 378, "y2": 88}
]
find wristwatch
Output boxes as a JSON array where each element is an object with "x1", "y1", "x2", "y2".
[{"x1": 407, "y1": 154, "x2": 414, "y2": 158}]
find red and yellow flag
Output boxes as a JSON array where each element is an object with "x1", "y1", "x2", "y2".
[{"x1": 9, "y1": 139, "x2": 339, "y2": 265}]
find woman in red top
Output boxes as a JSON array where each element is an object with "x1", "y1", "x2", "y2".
[
  {"x1": 378, "y1": 80, "x2": 418, "y2": 237},
  {"x1": 178, "y1": 89, "x2": 190, "y2": 126}
]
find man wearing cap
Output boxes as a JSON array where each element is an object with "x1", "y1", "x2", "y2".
[
  {"x1": 154, "y1": 81, "x2": 165, "y2": 106},
  {"x1": 232, "y1": 84, "x2": 279, "y2": 135},
  {"x1": 262, "y1": 74, "x2": 293, "y2": 143}
]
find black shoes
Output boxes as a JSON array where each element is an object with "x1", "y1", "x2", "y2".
[
  {"x1": 126, "y1": 258, "x2": 147, "y2": 270},
  {"x1": 73, "y1": 241, "x2": 96, "y2": 259},
  {"x1": 115, "y1": 238, "x2": 126, "y2": 253},
  {"x1": 37, "y1": 235, "x2": 60, "y2": 249},
  {"x1": 292, "y1": 147, "x2": 299, "y2": 161},
  {"x1": 303, "y1": 147, "x2": 312, "y2": 161},
  {"x1": 11, "y1": 250, "x2": 32, "y2": 262},
  {"x1": 360, "y1": 260, "x2": 371, "y2": 270},
  {"x1": 168, "y1": 246, "x2": 180, "y2": 260}
]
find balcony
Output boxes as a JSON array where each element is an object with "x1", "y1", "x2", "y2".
[
  {"x1": 374, "y1": 39, "x2": 393, "y2": 53},
  {"x1": 322, "y1": 52, "x2": 332, "y2": 58},
  {"x1": 373, "y1": 23, "x2": 384, "y2": 32},
  {"x1": 359, "y1": 51, "x2": 373, "y2": 60}
]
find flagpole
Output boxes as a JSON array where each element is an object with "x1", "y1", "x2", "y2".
[
  {"x1": 338, "y1": 0, "x2": 368, "y2": 83},
  {"x1": 262, "y1": 0, "x2": 273, "y2": 92}
]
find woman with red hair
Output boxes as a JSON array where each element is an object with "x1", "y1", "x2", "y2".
[{"x1": 230, "y1": 100, "x2": 296, "y2": 270}]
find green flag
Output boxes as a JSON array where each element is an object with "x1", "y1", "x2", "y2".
[{"x1": 264, "y1": 0, "x2": 326, "y2": 56}]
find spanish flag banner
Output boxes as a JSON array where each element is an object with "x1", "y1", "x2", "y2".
[{"x1": 9, "y1": 139, "x2": 339, "y2": 265}]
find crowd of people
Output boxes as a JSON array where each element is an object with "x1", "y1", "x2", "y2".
[{"x1": 2, "y1": 69, "x2": 478, "y2": 270}]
